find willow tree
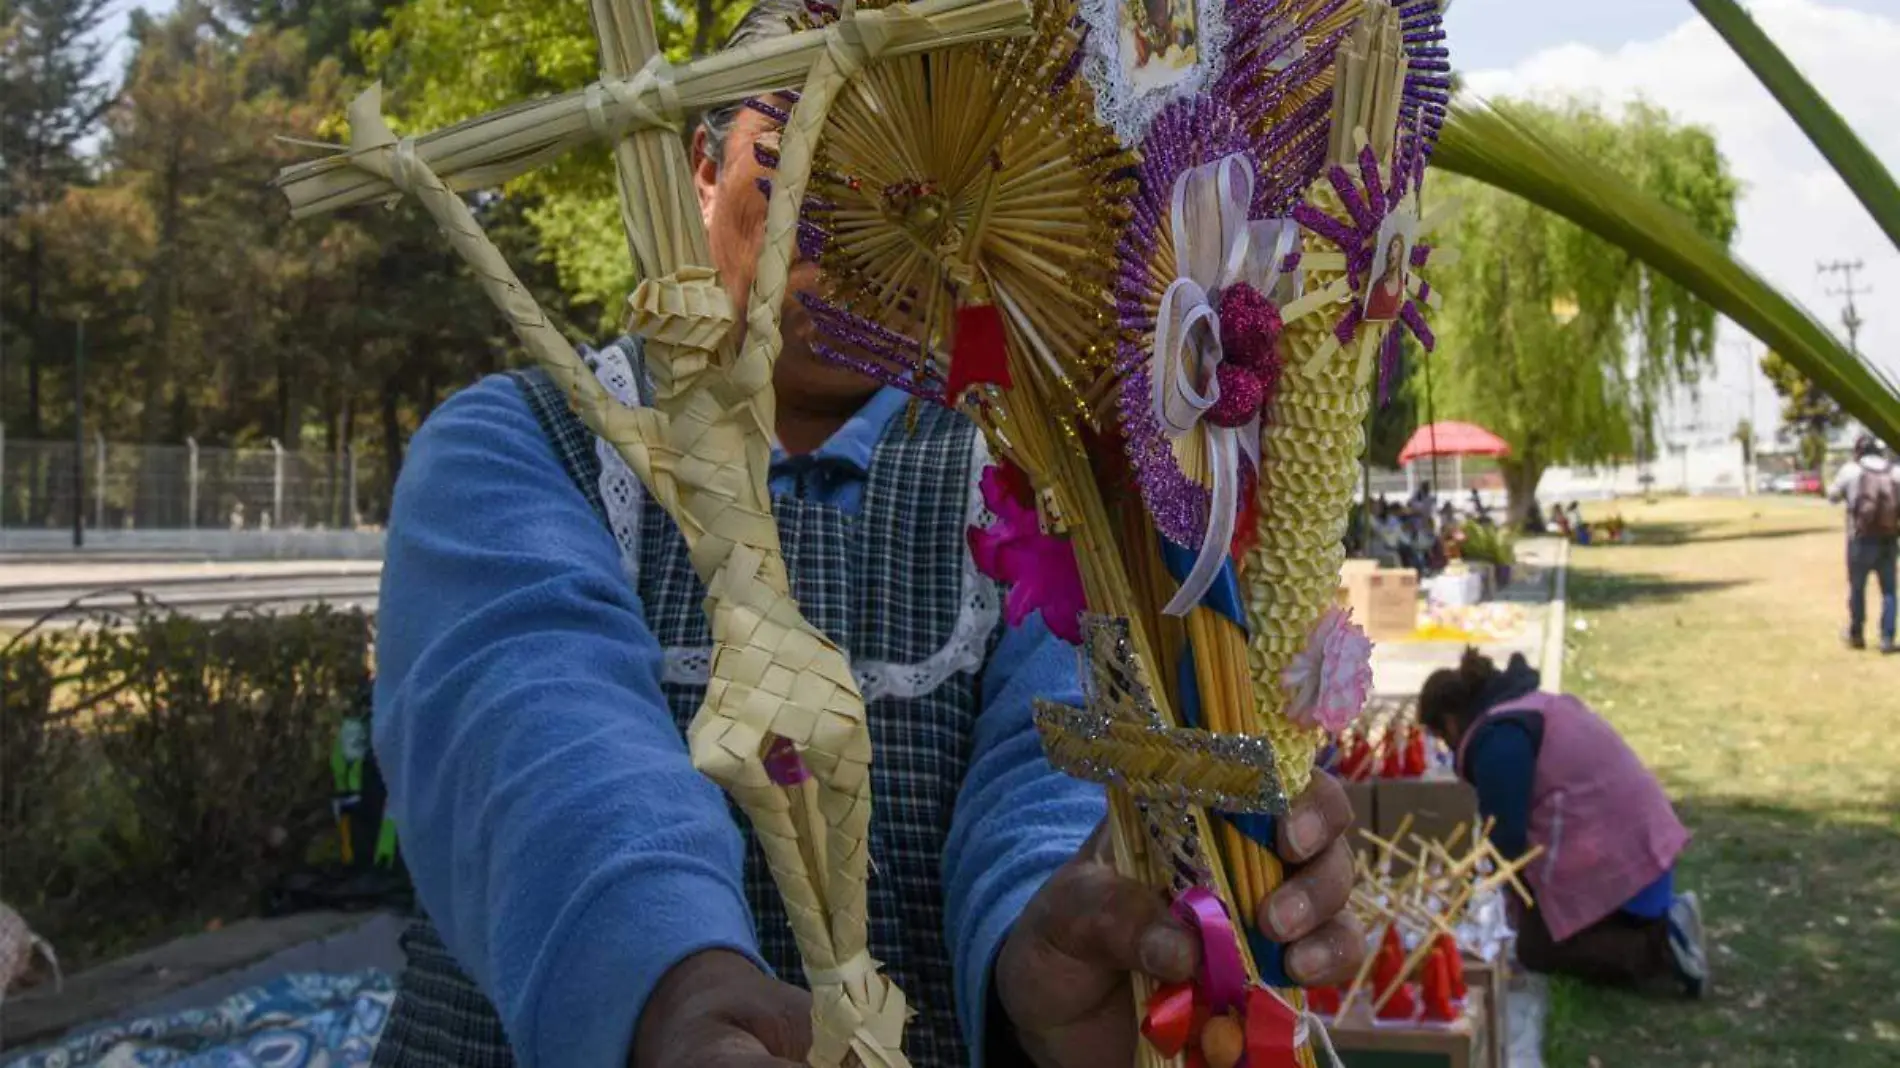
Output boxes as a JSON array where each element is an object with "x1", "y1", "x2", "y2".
[{"x1": 1424, "y1": 99, "x2": 1738, "y2": 520}]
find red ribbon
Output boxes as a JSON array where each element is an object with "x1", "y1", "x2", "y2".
[
  {"x1": 946, "y1": 304, "x2": 1012, "y2": 398},
  {"x1": 1140, "y1": 890, "x2": 1307, "y2": 1068},
  {"x1": 1140, "y1": 982, "x2": 1198, "y2": 1058},
  {"x1": 1244, "y1": 988, "x2": 1302, "y2": 1068}
]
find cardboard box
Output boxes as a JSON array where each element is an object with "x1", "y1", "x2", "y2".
[
  {"x1": 1328, "y1": 988, "x2": 1487, "y2": 1068},
  {"x1": 1374, "y1": 779, "x2": 1479, "y2": 876},
  {"x1": 1342, "y1": 566, "x2": 1420, "y2": 639},
  {"x1": 1462, "y1": 957, "x2": 1509, "y2": 1068}
]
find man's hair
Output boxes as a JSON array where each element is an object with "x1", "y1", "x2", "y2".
[
  {"x1": 697, "y1": 0, "x2": 808, "y2": 169},
  {"x1": 1856, "y1": 432, "x2": 1882, "y2": 459}
]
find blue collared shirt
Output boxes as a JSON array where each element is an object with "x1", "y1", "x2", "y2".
[{"x1": 374, "y1": 374, "x2": 1102, "y2": 1068}]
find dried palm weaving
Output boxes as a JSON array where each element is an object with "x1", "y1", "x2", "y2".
[
  {"x1": 272, "y1": 0, "x2": 1454, "y2": 1061},
  {"x1": 793, "y1": 0, "x2": 1455, "y2": 1065},
  {"x1": 275, "y1": 1, "x2": 1037, "y2": 1065}
]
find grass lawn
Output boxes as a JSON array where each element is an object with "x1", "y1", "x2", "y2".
[{"x1": 1545, "y1": 496, "x2": 1900, "y2": 1067}]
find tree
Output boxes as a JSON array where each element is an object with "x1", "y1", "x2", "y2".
[
  {"x1": 357, "y1": 0, "x2": 748, "y2": 322},
  {"x1": 0, "y1": 0, "x2": 112, "y2": 436},
  {"x1": 1422, "y1": 99, "x2": 1739, "y2": 522},
  {"x1": 1761, "y1": 350, "x2": 1846, "y2": 472}
]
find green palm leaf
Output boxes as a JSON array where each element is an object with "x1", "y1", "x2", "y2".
[
  {"x1": 1691, "y1": 0, "x2": 1900, "y2": 252},
  {"x1": 1433, "y1": 100, "x2": 1900, "y2": 447}
]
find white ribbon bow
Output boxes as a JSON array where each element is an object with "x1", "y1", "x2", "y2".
[{"x1": 1151, "y1": 153, "x2": 1299, "y2": 616}]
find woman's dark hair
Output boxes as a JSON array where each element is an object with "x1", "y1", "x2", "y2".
[{"x1": 1417, "y1": 646, "x2": 1498, "y2": 742}]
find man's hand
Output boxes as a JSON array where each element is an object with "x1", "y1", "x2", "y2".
[
  {"x1": 631, "y1": 949, "x2": 812, "y2": 1068},
  {"x1": 994, "y1": 774, "x2": 1364, "y2": 1068}
]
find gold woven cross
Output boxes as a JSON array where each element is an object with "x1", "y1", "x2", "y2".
[{"x1": 276, "y1": 2, "x2": 1031, "y2": 1065}]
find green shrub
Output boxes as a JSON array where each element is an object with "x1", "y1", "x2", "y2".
[
  {"x1": 0, "y1": 630, "x2": 95, "y2": 907},
  {"x1": 1460, "y1": 523, "x2": 1518, "y2": 566},
  {"x1": 85, "y1": 606, "x2": 371, "y2": 902}
]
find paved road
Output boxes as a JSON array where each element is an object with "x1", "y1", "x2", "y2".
[{"x1": 0, "y1": 559, "x2": 382, "y2": 622}]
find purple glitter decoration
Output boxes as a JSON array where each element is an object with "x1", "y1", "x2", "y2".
[
  {"x1": 797, "y1": 220, "x2": 828, "y2": 261},
  {"x1": 1112, "y1": 96, "x2": 1250, "y2": 546},
  {"x1": 797, "y1": 292, "x2": 948, "y2": 404},
  {"x1": 1400, "y1": 301, "x2": 1435, "y2": 351},
  {"x1": 1377, "y1": 326, "x2": 1402, "y2": 408},
  {"x1": 1357, "y1": 144, "x2": 1387, "y2": 223},
  {"x1": 744, "y1": 96, "x2": 790, "y2": 125},
  {"x1": 1327, "y1": 165, "x2": 1376, "y2": 233},
  {"x1": 754, "y1": 142, "x2": 780, "y2": 170},
  {"x1": 755, "y1": 176, "x2": 772, "y2": 200},
  {"x1": 1411, "y1": 243, "x2": 1432, "y2": 269}
]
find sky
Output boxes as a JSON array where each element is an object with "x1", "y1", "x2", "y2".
[
  {"x1": 94, "y1": 0, "x2": 1900, "y2": 440},
  {"x1": 1448, "y1": 0, "x2": 1900, "y2": 445}
]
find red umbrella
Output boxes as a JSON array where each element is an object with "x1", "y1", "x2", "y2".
[{"x1": 1398, "y1": 421, "x2": 1512, "y2": 465}]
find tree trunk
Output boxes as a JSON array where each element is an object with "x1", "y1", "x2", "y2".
[
  {"x1": 693, "y1": 0, "x2": 718, "y2": 54},
  {"x1": 24, "y1": 232, "x2": 45, "y2": 438},
  {"x1": 1501, "y1": 457, "x2": 1546, "y2": 530},
  {"x1": 139, "y1": 150, "x2": 186, "y2": 444},
  {"x1": 380, "y1": 378, "x2": 404, "y2": 502}
]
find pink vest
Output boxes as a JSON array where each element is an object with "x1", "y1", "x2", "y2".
[{"x1": 1456, "y1": 692, "x2": 1689, "y2": 941}]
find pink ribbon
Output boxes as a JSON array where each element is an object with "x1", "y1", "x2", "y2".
[
  {"x1": 763, "y1": 736, "x2": 811, "y2": 786},
  {"x1": 1172, "y1": 887, "x2": 1248, "y2": 1014}
]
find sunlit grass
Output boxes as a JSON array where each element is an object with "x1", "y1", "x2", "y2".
[{"x1": 1544, "y1": 496, "x2": 1900, "y2": 1066}]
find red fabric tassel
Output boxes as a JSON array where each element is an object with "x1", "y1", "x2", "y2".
[
  {"x1": 1243, "y1": 989, "x2": 1301, "y2": 1068},
  {"x1": 1422, "y1": 948, "x2": 1457, "y2": 1021},
  {"x1": 946, "y1": 304, "x2": 1012, "y2": 398},
  {"x1": 1141, "y1": 981, "x2": 1199, "y2": 1058},
  {"x1": 1402, "y1": 726, "x2": 1428, "y2": 777},
  {"x1": 1439, "y1": 936, "x2": 1468, "y2": 1001},
  {"x1": 1378, "y1": 982, "x2": 1420, "y2": 1021}
]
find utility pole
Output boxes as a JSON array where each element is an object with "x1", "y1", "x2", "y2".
[
  {"x1": 1818, "y1": 259, "x2": 1868, "y2": 354},
  {"x1": 72, "y1": 319, "x2": 85, "y2": 549}
]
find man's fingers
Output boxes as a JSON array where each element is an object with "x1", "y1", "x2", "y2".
[
  {"x1": 1285, "y1": 913, "x2": 1368, "y2": 987},
  {"x1": 1259, "y1": 837, "x2": 1354, "y2": 942},
  {"x1": 1030, "y1": 859, "x2": 1199, "y2": 984},
  {"x1": 1277, "y1": 771, "x2": 1355, "y2": 863}
]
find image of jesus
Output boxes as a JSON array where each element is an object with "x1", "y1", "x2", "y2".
[{"x1": 1365, "y1": 232, "x2": 1408, "y2": 323}]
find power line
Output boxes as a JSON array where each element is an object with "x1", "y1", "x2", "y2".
[{"x1": 1818, "y1": 259, "x2": 1869, "y2": 355}]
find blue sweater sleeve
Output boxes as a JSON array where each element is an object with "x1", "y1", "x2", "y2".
[
  {"x1": 1465, "y1": 720, "x2": 1536, "y2": 861},
  {"x1": 942, "y1": 614, "x2": 1106, "y2": 1063},
  {"x1": 374, "y1": 375, "x2": 761, "y2": 1068}
]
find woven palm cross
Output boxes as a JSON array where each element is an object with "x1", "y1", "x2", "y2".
[
  {"x1": 275, "y1": 2, "x2": 1031, "y2": 1065},
  {"x1": 1035, "y1": 615, "x2": 1290, "y2": 895}
]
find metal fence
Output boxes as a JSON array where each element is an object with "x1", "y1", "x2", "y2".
[{"x1": 0, "y1": 429, "x2": 381, "y2": 533}]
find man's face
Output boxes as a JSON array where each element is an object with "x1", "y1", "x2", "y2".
[{"x1": 692, "y1": 101, "x2": 880, "y2": 414}]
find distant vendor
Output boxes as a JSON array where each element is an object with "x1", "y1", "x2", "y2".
[{"x1": 1418, "y1": 649, "x2": 1708, "y2": 997}]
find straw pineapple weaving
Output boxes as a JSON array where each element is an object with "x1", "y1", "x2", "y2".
[
  {"x1": 788, "y1": 2, "x2": 1454, "y2": 1066},
  {"x1": 275, "y1": 1, "x2": 1035, "y2": 1065}
]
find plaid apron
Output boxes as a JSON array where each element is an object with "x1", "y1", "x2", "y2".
[{"x1": 374, "y1": 357, "x2": 988, "y2": 1067}]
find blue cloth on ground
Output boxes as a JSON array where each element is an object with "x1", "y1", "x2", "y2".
[{"x1": 5, "y1": 970, "x2": 393, "y2": 1068}]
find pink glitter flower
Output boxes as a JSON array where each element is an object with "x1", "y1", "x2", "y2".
[
  {"x1": 967, "y1": 463, "x2": 1087, "y2": 644},
  {"x1": 1281, "y1": 607, "x2": 1374, "y2": 734}
]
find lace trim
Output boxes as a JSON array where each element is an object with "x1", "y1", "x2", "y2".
[
  {"x1": 591, "y1": 342, "x2": 648, "y2": 587},
  {"x1": 1076, "y1": 0, "x2": 1232, "y2": 145},
  {"x1": 660, "y1": 434, "x2": 1003, "y2": 702}
]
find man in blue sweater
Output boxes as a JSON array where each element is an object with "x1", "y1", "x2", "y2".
[{"x1": 368, "y1": 4, "x2": 1363, "y2": 1066}]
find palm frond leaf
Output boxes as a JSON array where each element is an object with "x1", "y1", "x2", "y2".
[
  {"x1": 1435, "y1": 99, "x2": 1900, "y2": 447},
  {"x1": 1691, "y1": 0, "x2": 1900, "y2": 252}
]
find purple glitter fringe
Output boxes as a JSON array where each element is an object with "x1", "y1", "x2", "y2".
[
  {"x1": 1377, "y1": 327, "x2": 1402, "y2": 408},
  {"x1": 1113, "y1": 96, "x2": 1252, "y2": 546},
  {"x1": 1400, "y1": 301, "x2": 1435, "y2": 352},
  {"x1": 744, "y1": 97, "x2": 790, "y2": 125}
]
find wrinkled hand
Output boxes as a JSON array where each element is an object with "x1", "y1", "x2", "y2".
[
  {"x1": 995, "y1": 774, "x2": 1364, "y2": 1068},
  {"x1": 631, "y1": 949, "x2": 813, "y2": 1068}
]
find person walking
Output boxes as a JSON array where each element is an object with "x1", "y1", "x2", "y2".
[
  {"x1": 1828, "y1": 433, "x2": 1898, "y2": 653},
  {"x1": 1417, "y1": 650, "x2": 1708, "y2": 998}
]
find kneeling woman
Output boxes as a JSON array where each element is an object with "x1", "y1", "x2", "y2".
[{"x1": 1419, "y1": 650, "x2": 1708, "y2": 997}]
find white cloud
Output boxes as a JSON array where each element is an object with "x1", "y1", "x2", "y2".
[{"x1": 1461, "y1": 0, "x2": 1900, "y2": 441}]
